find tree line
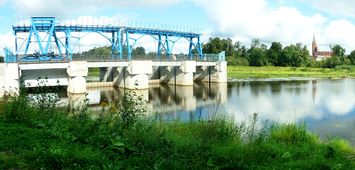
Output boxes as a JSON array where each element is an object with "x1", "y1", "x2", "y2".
[
  {"x1": 81, "y1": 46, "x2": 146, "y2": 56},
  {"x1": 203, "y1": 37, "x2": 355, "y2": 68}
]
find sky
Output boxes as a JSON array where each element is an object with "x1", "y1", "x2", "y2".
[{"x1": 1, "y1": 0, "x2": 355, "y2": 54}]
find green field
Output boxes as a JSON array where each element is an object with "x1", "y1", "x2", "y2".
[{"x1": 228, "y1": 66, "x2": 355, "y2": 79}]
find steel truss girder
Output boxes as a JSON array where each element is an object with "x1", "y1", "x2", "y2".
[
  {"x1": 23, "y1": 17, "x2": 64, "y2": 61},
  {"x1": 13, "y1": 17, "x2": 203, "y2": 61}
]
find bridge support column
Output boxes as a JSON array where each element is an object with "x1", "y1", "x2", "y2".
[
  {"x1": 99, "y1": 67, "x2": 114, "y2": 82},
  {"x1": 159, "y1": 61, "x2": 196, "y2": 86},
  {"x1": 67, "y1": 61, "x2": 88, "y2": 94},
  {"x1": 194, "y1": 61, "x2": 227, "y2": 83},
  {"x1": 117, "y1": 61, "x2": 152, "y2": 90},
  {"x1": 209, "y1": 61, "x2": 227, "y2": 83},
  {"x1": 172, "y1": 61, "x2": 196, "y2": 86},
  {"x1": 0, "y1": 63, "x2": 20, "y2": 96}
]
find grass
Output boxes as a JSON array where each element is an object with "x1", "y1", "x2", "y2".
[
  {"x1": 88, "y1": 67, "x2": 100, "y2": 77},
  {"x1": 228, "y1": 65, "x2": 355, "y2": 79},
  {"x1": 0, "y1": 93, "x2": 354, "y2": 169}
]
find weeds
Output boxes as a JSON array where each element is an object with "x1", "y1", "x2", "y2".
[{"x1": 0, "y1": 89, "x2": 354, "y2": 169}]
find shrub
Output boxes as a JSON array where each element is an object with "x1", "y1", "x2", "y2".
[{"x1": 269, "y1": 123, "x2": 318, "y2": 145}]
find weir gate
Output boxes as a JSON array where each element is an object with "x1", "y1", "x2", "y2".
[{"x1": 0, "y1": 17, "x2": 227, "y2": 95}]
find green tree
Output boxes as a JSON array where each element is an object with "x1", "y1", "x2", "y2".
[
  {"x1": 203, "y1": 37, "x2": 236, "y2": 57},
  {"x1": 233, "y1": 41, "x2": 249, "y2": 66},
  {"x1": 280, "y1": 44, "x2": 309, "y2": 67},
  {"x1": 348, "y1": 50, "x2": 355, "y2": 65},
  {"x1": 332, "y1": 44, "x2": 346, "y2": 57},
  {"x1": 235, "y1": 57, "x2": 249, "y2": 66},
  {"x1": 341, "y1": 57, "x2": 351, "y2": 65},
  {"x1": 132, "y1": 46, "x2": 146, "y2": 55},
  {"x1": 234, "y1": 41, "x2": 248, "y2": 58},
  {"x1": 268, "y1": 42, "x2": 283, "y2": 66},
  {"x1": 323, "y1": 56, "x2": 342, "y2": 68},
  {"x1": 247, "y1": 39, "x2": 268, "y2": 66}
]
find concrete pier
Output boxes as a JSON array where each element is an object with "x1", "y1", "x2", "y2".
[
  {"x1": 173, "y1": 61, "x2": 196, "y2": 86},
  {"x1": 194, "y1": 61, "x2": 227, "y2": 83},
  {"x1": 67, "y1": 61, "x2": 88, "y2": 94},
  {"x1": 116, "y1": 61, "x2": 152, "y2": 90},
  {"x1": 159, "y1": 61, "x2": 196, "y2": 86}
]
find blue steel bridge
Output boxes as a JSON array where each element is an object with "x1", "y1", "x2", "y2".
[
  {"x1": 0, "y1": 17, "x2": 227, "y2": 95},
  {"x1": 4, "y1": 17, "x2": 224, "y2": 63}
]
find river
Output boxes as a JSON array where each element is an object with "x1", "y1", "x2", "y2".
[{"x1": 46, "y1": 79, "x2": 355, "y2": 145}]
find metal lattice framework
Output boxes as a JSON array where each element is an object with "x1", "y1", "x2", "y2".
[{"x1": 9, "y1": 17, "x2": 203, "y2": 62}]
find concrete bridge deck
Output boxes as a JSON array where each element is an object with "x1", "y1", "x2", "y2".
[
  {"x1": 0, "y1": 60, "x2": 227, "y2": 96},
  {"x1": 18, "y1": 61, "x2": 218, "y2": 70}
]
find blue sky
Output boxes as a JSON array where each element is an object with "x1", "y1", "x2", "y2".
[{"x1": 1, "y1": 0, "x2": 355, "y2": 53}]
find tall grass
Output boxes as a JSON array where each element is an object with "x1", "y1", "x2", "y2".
[
  {"x1": 228, "y1": 65, "x2": 355, "y2": 79},
  {"x1": 0, "y1": 90, "x2": 354, "y2": 169}
]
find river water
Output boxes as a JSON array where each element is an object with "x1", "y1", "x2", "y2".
[{"x1": 55, "y1": 79, "x2": 355, "y2": 145}]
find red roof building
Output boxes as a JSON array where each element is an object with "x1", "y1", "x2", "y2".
[{"x1": 312, "y1": 35, "x2": 333, "y2": 61}]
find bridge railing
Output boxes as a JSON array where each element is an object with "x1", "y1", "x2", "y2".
[
  {"x1": 72, "y1": 53, "x2": 223, "y2": 62},
  {"x1": 4, "y1": 52, "x2": 225, "y2": 63},
  {"x1": 4, "y1": 54, "x2": 69, "y2": 64}
]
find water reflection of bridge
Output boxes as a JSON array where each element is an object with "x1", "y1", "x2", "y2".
[{"x1": 67, "y1": 83, "x2": 227, "y2": 113}]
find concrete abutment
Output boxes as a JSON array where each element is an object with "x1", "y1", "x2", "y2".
[{"x1": 0, "y1": 63, "x2": 20, "y2": 95}]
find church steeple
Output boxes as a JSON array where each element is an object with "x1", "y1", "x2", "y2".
[
  {"x1": 312, "y1": 34, "x2": 316, "y2": 44},
  {"x1": 312, "y1": 34, "x2": 318, "y2": 58}
]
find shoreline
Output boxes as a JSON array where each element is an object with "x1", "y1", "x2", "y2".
[{"x1": 227, "y1": 77, "x2": 354, "y2": 83}]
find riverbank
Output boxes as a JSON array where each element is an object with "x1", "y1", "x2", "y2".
[
  {"x1": 228, "y1": 66, "x2": 355, "y2": 79},
  {"x1": 0, "y1": 93, "x2": 354, "y2": 169}
]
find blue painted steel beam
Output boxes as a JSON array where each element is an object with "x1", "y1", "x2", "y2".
[
  {"x1": 14, "y1": 32, "x2": 18, "y2": 55},
  {"x1": 126, "y1": 31, "x2": 131, "y2": 60},
  {"x1": 43, "y1": 19, "x2": 55, "y2": 55},
  {"x1": 65, "y1": 30, "x2": 71, "y2": 60},
  {"x1": 118, "y1": 30, "x2": 122, "y2": 59},
  {"x1": 111, "y1": 32, "x2": 115, "y2": 59},
  {"x1": 157, "y1": 34, "x2": 162, "y2": 59},
  {"x1": 53, "y1": 32, "x2": 63, "y2": 57},
  {"x1": 13, "y1": 26, "x2": 201, "y2": 38},
  {"x1": 165, "y1": 34, "x2": 171, "y2": 57},
  {"x1": 188, "y1": 37, "x2": 193, "y2": 59},
  {"x1": 24, "y1": 28, "x2": 33, "y2": 56},
  {"x1": 198, "y1": 36, "x2": 203, "y2": 58}
]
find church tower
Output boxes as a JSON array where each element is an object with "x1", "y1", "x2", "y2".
[{"x1": 312, "y1": 34, "x2": 318, "y2": 58}]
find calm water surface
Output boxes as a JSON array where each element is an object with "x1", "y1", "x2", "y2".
[{"x1": 63, "y1": 79, "x2": 355, "y2": 145}]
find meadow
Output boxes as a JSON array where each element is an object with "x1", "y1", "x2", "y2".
[{"x1": 228, "y1": 65, "x2": 355, "y2": 79}]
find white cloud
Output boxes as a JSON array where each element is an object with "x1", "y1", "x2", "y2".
[
  {"x1": 193, "y1": 0, "x2": 355, "y2": 52},
  {"x1": 0, "y1": 31, "x2": 14, "y2": 56},
  {"x1": 310, "y1": 0, "x2": 355, "y2": 18},
  {"x1": 10, "y1": 0, "x2": 183, "y2": 17},
  {"x1": 323, "y1": 20, "x2": 355, "y2": 52}
]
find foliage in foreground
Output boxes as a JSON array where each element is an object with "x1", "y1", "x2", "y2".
[{"x1": 0, "y1": 93, "x2": 354, "y2": 169}]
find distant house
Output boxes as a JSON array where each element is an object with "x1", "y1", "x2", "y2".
[{"x1": 312, "y1": 35, "x2": 333, "y2": 61}]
